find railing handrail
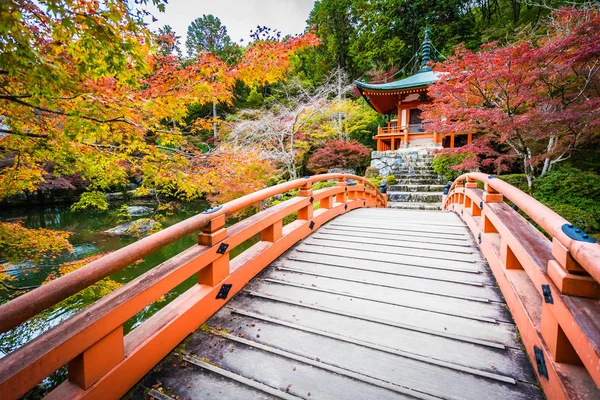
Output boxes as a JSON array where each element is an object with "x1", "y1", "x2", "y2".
[
  {"x1": 445, "y1": 172, "x2": 600, "y2": 286},
  {"x1": 0, "y1": 173, "x2": 384, "y2": 334}
]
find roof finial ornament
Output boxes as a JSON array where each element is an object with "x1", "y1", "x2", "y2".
[{"x1": 418, "y1": 27, "x2": 432, "y2": 73}]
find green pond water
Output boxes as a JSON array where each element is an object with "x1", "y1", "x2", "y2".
[{"x1": 0, "y1": 200, "x2": 259, "y2": 359}]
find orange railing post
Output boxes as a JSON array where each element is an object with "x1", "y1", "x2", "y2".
[
  {"x1": 547, "y1": 238, "x2": 600, "y2": 298},
  {"x1": 336, "y1": 176, "x2": 346, "y2": 204},
  {"x1": 297, "y1": 179, "x2": 313, "y2": 221},
  {"x1": 198, "y1": 214, "x2": 229, "y2": 286}
]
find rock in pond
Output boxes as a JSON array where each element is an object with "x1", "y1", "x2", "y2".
[
  {"x1": 127, "y1": 206, "x2": 153, "y2": 216},
  {"x1": 104, "y1": 218, "x2": 160, "y2": 237}
]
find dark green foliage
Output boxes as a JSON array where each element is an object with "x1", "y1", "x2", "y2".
[
  {"x1": 499, "y1": 174, "x2": 530, "y2": 193},
  {"x1": 432, "y1": 153, "x2": 473, "y2": 181},
  {"x1": 534, "y1": 167, "x2": 600, "y2": 229},
  {"x1": 547, "y1": 204, "x2": 600, "y2": 234},
  {"x1": 186, "y1": 14, "x2": 240, "y2": 62},
  {"x1": 246, "y1": 88, "x2": 264, "y2": 108},
  {"x1": 498, "y1": 168, "x2": 600, "y2": 234}
]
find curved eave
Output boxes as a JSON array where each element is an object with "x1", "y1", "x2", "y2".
[{"x1": 357, "y1": 85, "x2": 430, "y2": 115}]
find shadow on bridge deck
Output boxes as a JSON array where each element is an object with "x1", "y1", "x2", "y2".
[{"x1": 129, "y1": 209, "x2": 542, "y2": 400}]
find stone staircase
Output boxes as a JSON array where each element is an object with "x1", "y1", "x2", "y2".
[{"x1": 386, "y1": 151, "x2": 446, "y2": 210}]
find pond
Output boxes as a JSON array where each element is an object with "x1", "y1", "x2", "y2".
[{"x1": 0, "y1": 200, "x2": 259, "y2": 359}]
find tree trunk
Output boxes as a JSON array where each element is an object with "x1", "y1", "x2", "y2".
[
  {"x1": 337, "y1": 64, "x2": 343, "y2": 140},
  {"x1": 540, "y1": 136, "x2": 554, "y2": 177},
  {"x1": 212, "y1": 101, "x2": 218, "y2": 139}
]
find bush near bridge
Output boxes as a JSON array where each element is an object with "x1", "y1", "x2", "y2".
[{"x1": 432, "y1": 153, "x2": 475, "y2": 182}]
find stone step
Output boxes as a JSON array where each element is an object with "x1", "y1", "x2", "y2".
[
  {"x1": 392, "y1": 168, "x2": 435, "y2": 173},
  {"x1": 389, "y1": 184, "x2": 446, "y2": 192},
  {"x1": 388, "y1": 202, "x2": 442, "y2": 210},
  {"x1": 387, "y1": 191, "x2": 443, "y2": 203},
  {"x1": 392, "y1": 164, "x2": 433, "y2": 171},
  {"x1": 394, "y1": 178, "x2": 445, "y2": 185},
  {"x1": 393, "y1": 173, "x2": 440, "y2": 179}
]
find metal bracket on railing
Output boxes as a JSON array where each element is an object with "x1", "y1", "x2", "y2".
[
  {"x1": 542, "y1": 284, "x2": 553, "y2": 304},
  {"x1": 216, "y1": 243, "x2": 229, "y2": 254},
  {"x1": 216, "y1": 284, "x2": 232, "y2": 300},
  {"x1": 202, "y1": 205, "x2": 223, "y2": 214},
  {"x1": 380, "y1": 181, "x2": 387, "y2": 194},
  {"x1": 479, "y1": 201, "x2": 483, "y2": 210},
  {"x1": 488, "y1": 175, "x2": 497, "y2": 179},
  {"x1": 309, "y1": 196, "x2": 314, "y2": 203},
  {"x1": 512, "y1": 204, "x2": 519, "y2": 211},
  {"x1": 561, "y1": 224, "x2": 597, "y2": 243},
  {"x1": 309, "y1": 221, "x2": 315, "y2": 230},
  {"x1": 344, "y1": 204, "x2": 348, "y2": 210},
  {"x1": 478, "y1": 232, "x2": 482, "y2": 244},
  {"x1": 534, "y1": 346, "x2": 549, "y2": 379}
]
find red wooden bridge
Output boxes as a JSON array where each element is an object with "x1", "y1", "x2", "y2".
[{"x1": 0, "y1": 173, "x2": 599, "y2": 399}]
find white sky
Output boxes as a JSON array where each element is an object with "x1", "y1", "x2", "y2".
[{"x1": 146, "y1": 0, "x2": 316, "y2": 51}]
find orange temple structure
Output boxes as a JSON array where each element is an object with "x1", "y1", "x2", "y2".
[{"x1": 355, "y1": 29, "x2": 472, "y2": 151}]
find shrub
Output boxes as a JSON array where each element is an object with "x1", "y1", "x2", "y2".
[
  {"x1": 432, "y1": 153, "x2": 474, "y2": 181},
  {"x1": 312, "y1": 180, "x2": 337, "y2": 191},
  {"x1": 386, "y1": 174, "x2": 397, "y2": 185},
  {"x1": 499, "y1": 174, "x2": 530, "y2": 193},
  {"x1": 246, "y1": 88, "x2": 264, "y2": 108},
  {"x1": 534, "y1": 167, "x2": 600, "y2": 225},
  {"x1": 307, "y1": 140, "x2": 371, "y2": 174},
  {"x1": 368, "y1": 175, "x2": 384, "y2": 188},
  {"x1": 547, "y1": 203, "x2": 600, "y2": 234}
]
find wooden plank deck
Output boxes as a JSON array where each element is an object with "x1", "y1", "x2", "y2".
[{"x1": 130, "y1": 209, "x2": 542, "y2": 400}]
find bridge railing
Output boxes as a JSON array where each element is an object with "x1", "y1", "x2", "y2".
[
  {"x1": 443, "y1": 172, "x2": 600, "y2": 400},
  {"x1": 0, "y1": 174, "x2": 386, "y2": 400}
]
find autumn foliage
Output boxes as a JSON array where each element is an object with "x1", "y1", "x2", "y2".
[
  {"x1": 0, "y1": 1, "x2": 318, "y2": 208},
  {"x1": 0, "y1": 1, "x2": 319, "y2": 269},
  {"x1": 307, "y1": 140, "x2": 371, "y2": 173},
  {"x1": 422, "y1": 7, "x2": 600, "y2": 188}
]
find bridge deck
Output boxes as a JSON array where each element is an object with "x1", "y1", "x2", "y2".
[{"x1": 131, "y1": 209, "x2": 541, "y2": 400}]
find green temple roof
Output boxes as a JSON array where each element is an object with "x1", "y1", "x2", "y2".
[
  {"x1": 354, "y1": 70, "x2": 439, "y2": 91},
  {"x1": 354, "y1": 28, "x2": 439, "y2": 92}
]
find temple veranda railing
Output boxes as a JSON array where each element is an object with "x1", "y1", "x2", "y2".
[
  {"x1": 443, "y1": 172, "x2": 600, "y2": 400},
  {"x1": 0, "y1": 174, "x2": 387, "y2": 400}
]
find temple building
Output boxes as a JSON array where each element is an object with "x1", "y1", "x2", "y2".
[{"x1": 355, "y1": 29, "x2": 472, "y2": 151}]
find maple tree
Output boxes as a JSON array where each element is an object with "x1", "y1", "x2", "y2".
[
  {"x1": 0, "y1": 1, "x2": 318, "y2": 270},
  {"x1": 422, "y1": 7, "x2": 600, "y2": 189},
  {"x1": 307, "y1": 140, "x2": 371, "y2": 173}
]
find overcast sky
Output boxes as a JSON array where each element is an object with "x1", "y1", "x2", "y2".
[{"x1": 146, "y1": 0, "x2": 316, "y2": 52}]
